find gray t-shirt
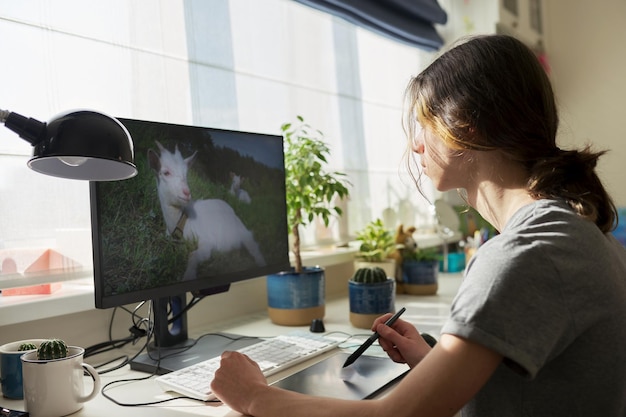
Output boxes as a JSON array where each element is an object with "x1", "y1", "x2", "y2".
[{"x1": 442, "y1": 199, "x2": 626, "y2": 417}]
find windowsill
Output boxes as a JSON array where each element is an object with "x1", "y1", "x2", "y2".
[
  {"x1": 0, "y1": 279, "x2": 96, "y2": 326},
  {"x1": 0, "y1": 232, "x2": 460, "y2": 327},
  {"x1": 0, "y1": 246, "x2": 360, "y2": 327}
]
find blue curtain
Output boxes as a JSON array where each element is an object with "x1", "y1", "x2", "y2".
[{"x1": 293, "y1": 0, "x2": 447, "y2": 51}]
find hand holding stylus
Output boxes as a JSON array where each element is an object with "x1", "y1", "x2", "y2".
[
  {"x1": 342, "y1": 307, "x2": 406, "y2": 368},
  {"x1": 374, "y1": 312, "x2": 438, "y2": 368}
]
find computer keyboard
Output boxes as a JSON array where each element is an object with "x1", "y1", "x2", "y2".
[{"x1": 155, "y1": 331, "x2": 341, "y2": 401}]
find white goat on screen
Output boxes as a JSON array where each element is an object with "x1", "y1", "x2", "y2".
[
  {"x1": 228, "y1": 172, "x2": 251, "y2": 204},
  {"x1": 148, "y1": 141, "x2": 266, "y2": 281}
]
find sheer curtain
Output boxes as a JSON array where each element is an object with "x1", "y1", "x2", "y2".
[{"x1": 0, "y1": 0, "x2": 440, "y2": 286}]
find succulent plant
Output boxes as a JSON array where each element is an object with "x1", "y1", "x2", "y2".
[
  {"x1": 18, "y1": 343, "x2": 38, "y2": 351},
  {"x1": 37, "y1": 339, "x2": 68, "y2": 360},
  {"x1": 351, "y1": 266, "x2": 389, "y2": 284}
]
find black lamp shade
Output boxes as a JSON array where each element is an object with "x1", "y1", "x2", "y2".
[{"x1": 27, "y1": 110, "x2": 137, "y2": 181}]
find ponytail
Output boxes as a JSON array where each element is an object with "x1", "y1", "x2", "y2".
[{"x1": 528, "y1": 146, "x2": 617, "y2": 233}]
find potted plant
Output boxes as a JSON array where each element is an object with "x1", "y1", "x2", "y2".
[
  {"x1": 267, "y1": 116, "x2": 351, "y2": 325},
  {"x1": 354, "y1": 218, "x2": 397, "y2": 279},
  {"x1": 348, "y1": 266, "x2": 395, "y2": 329},
  {"x1": 20, "y1": 339, "x2": 101, "y2": 417},
  {"x1": 401, "y1": 246, "x2": 441, "y2": 295},
  {"x1": 0, "y1": 339, "x2": 45, "y2": 400}
]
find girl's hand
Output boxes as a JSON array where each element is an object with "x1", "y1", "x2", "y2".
[
  {"x1": 211, "y1": 351, "x2": 267, "y2": 414},
  {"x1": 372, "y1": 313, "x2": 433, "y2": 367}
]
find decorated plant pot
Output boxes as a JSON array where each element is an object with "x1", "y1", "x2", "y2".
[
  {"x1": 0, "y1": 339, "x2": 45, "y2": 399},
  {"x1": 267, "y1": 266, "x2": 325, "y2": 326},
  {"x1": 349, "y1": 278, "x2": 396, "y2": 329},
  {"x1": 402, "y1": 260, "x2": 439, "y2": 295}
]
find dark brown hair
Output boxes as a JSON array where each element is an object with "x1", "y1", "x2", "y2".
[{"x1": 404, "y1": 34, "x2": 616, "y2": 232}]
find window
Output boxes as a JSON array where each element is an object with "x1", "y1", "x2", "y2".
[{"x1": 0, "y1": 0, "x2": 439, "y2": 286}]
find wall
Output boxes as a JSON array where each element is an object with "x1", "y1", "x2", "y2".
[
  {"x1": 437, "y1": 0, "x2": 626, "y2": 208},
  {"x1": 545, "y1": 0, "x2": 626, "y2": 206}
]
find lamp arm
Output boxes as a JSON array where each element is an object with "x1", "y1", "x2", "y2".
[{"x1": 0, "y1": 108, "x2": 46, "y2": 146}]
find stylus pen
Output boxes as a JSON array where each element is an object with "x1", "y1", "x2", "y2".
[{"x1": 342, "y1": 307, "x2": 406, "y2": 368}]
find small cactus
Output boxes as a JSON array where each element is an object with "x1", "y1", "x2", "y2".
[
  {"x1": 18, "y1": 343, "x2": 38, "y2": 352},
  {"x1": 37, "y1": 339, "x2": 68, "y2": 360},
  {"x1": 351, "y1": 267, "x2": 388, "y2": 284}
]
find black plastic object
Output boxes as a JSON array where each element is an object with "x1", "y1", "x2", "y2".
[{"x1": 310, "y1": 318, "x2": 326, "y2": 333}]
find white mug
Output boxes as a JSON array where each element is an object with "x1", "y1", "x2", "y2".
[{"x1": 21, "y1": 346, "x2": 101, "y2": 417}]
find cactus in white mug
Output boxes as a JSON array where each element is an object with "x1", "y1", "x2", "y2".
[{"x1": 36, "y1": 339, "x2": 68, "y2": 360}]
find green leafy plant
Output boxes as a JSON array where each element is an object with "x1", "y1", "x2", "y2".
[
  {"x1": 403, "y1": 246, "x2": 441, "y2": 262},
  {"x1": 37, "y1": 339, "x2": 68, "y2": 360},
  {"x1": 355, "y1": 218, "x2": 396, "y2": 262},
  {"x1": 282, "y1": 116, "x2": 351, "y2": 273},
  {"x1": 350, "y1": 266, "x2": 389, "y2": 284}
]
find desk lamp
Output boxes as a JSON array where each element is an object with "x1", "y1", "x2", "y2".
[{"x1": 0, "y1": 108, "x2": 137, "y2": 181}]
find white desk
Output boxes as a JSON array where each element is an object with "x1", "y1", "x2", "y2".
[{"x1": 2, "y1": 273, "x2": 462, "y2": 416}]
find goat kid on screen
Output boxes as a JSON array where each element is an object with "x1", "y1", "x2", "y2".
[{"x1": 148, "y1": 141, "x2": 266, "y2": 281}]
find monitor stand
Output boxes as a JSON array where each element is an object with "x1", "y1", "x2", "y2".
[{"x1": 129, "y1": 291, "x2": 261, "y2": 375}]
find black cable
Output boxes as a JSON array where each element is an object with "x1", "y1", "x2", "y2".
[
  {"x1": 84, "y1": 335, "x2": 137, "y2": 357},
  {"x1": 94, "y1": 301, "x2": 350, "y2": 407},
  {"x1": 92, "y1": 293, "x2": 431, "y2": 408},
  {"x1": 98, "y1": 332, "x2": 216, "y2": 407},
  {"x1": 145, "y1": 332, "x2": 259, "y2": 365},
  {"x1": 83, "y1": 303, "x2": 153, "y2": 374},
  {"x1": 96, "y1": 330, "x2": 152, "y2": 375},
  {"x1": 92, "y1": 355, "x2": 129, "y2": 370},
  {"x1": 100, "y1": 373, "x2": 216, "y2": 407},
  {"x1": 99, "y1": 330, "x2": 352, "y2": 408},
  {"x1": 166, "y1": 295, "x2": 203, "y2": 324},
  {"x1": 100, "y1": 332, "x2": 301, "y2": 407}
]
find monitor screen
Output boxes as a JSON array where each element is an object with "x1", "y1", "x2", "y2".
[{"x1": 89, "y1": 118, "x2": 290, "y2": 371}]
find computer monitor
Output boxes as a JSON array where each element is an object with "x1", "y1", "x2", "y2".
[{"x1": 90, "y1": 117, "x2": 290, "y2": 373}]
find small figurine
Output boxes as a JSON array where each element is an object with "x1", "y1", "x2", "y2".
[{"x1": 388, "y1": 224, "x2": 417, "y2": 290}]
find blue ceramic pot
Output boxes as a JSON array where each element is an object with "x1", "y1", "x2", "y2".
[
  {"x1": 348, "y1": 279, "x2": 395, "y2": 314},
  {"x1": 267, "y1": 266, "x2": 325, "y2": 325},
  {"x1": 348, "y1": 278, "x2": 395, "y2": 329},
  {"x1": 402, "y1": 260, "x2": 438, "y2": 295}
]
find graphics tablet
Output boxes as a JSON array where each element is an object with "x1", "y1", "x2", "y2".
[{"x1": 272, "y1": 352, "x2": 409, "y2": 400}]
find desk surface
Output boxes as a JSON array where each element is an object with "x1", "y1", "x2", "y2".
[{"x1": 2, "y1": 273, "x2": 462, "y2": 416}]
